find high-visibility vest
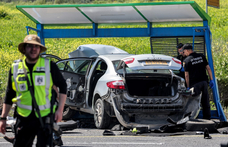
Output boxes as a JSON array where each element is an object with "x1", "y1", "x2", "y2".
[{"x1": 11, "y1": 57, "x2": 54, "y2": 117}]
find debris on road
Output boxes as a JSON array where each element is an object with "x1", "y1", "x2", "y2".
[
  {"x1": 204, "y1": 128, "x2": 212, "y2": 139},
  {"x1": 103, "y1": 130, "x2": 115, "y2": 136}
]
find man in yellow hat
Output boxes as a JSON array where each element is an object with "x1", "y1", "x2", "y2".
[{"x1": 0, "y1": 34, "x2": 67, "y2": 146}]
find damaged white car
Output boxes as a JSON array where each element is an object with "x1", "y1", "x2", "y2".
[{"x1": 42, "y1": 44, "x2": 201, "y2": 130}]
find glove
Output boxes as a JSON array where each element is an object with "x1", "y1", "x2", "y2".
[
  {"x1": 209, "y1": 80, "x2": 214, "y2": 89},
  {"x1": 180, "y1": 66, "x2": 185, "y2": 72}
]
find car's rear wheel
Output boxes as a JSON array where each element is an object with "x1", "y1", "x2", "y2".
[
  {"x1": 62, "y1": 106, "x2": 76, "y2": 120},
  {"x1": 94, "y1": 98, "x2": 111, "y2": 129}
]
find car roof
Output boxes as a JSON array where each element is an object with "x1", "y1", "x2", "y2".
[{"x1": 68, "y1": 44, "x2": 129, "y2": 58}]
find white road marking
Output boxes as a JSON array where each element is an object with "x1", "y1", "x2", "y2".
[
  {"x1": 63, "y1": 142, "x2": 164, "y2": 145},
  {"x1": 92, "y1": 142, "x2": 164, "y2": 145}
]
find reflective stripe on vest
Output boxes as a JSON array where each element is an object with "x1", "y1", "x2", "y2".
[
  {"x1": 39, "y1": 59, "x2": 51, "y2": 110},
  {"x1": 13, "y1": 62, "x2": 33, "y2": 110},
  {"x1": 13, "y1": 62, "x2": 19, "y2": 91},
  {"x1": 17, "y1": 95, "x2": 32, "y2": 110}
]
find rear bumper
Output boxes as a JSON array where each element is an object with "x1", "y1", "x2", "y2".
[
  {"x1": 120, "y1": 92, "x2": 184, "y2": 113},
  {"x1": 121, "y1": 103, "x2": 183, "y2": 113},
  {"x1": 110, "y1": 92, "x2": 201, "y2": 129},
  {"x1": 111, "y1": 96, "x2": 158, "y2": 129},
  {"x1": 111, "y1": 96, "x2": 183, "y2": 129}
]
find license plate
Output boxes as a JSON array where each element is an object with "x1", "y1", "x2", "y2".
[{"x1": 144, "y1": 61, "x2": 168, "y2": 65}]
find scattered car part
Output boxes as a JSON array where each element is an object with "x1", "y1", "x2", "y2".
[
  {"x1": 62, "y1": 106, "x2": 76, "y2": 120},
  {"x1": 204, "y1": 128, "x2": 212, "y2": 139},
  {"x1": 102, "y1": 130, "x2": 115, "y2": 136},
  {"x1": 3, "y1": 136, "x2": 14, "y2": 143},
  {"x1": 185, "y1": 119, "x2": 217, "y2": 133}
]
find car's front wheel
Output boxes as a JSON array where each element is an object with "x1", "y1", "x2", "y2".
[
  {"x1": 94, "y1": 98, "x2": 111, "y2": 129},
  {"x1": 62, "y1": 106, "x2": 76, "y2": 120}
]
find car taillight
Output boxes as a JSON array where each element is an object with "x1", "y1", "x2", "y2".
[
  {"x1": 123, "y1": 58, "x2": 134, "y2": 64},
  {"x1": 172, "y1": 58, "x2": 181, "y2": 64},
  {"x1": 106, "y1": 80, "x2": 125, "y2": 89}
]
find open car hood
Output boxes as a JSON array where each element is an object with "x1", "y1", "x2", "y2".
[{"x1": 118, "y1": 54, "x2": 181, "y2": 71}]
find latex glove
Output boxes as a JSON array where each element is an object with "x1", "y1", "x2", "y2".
[
  {"x1": 209, "y1": 80, "x2": 214, "y2": 89},
  {"x1": 186, "y1": 87, "x2": 190, "y2": 91},
  {"x1": 180, "y1": 66, "x2": 185, "y2": 72}
]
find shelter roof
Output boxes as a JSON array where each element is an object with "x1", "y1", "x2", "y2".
[{"x1": 16, "y1": 1, "x2": 210, "y2": 26}]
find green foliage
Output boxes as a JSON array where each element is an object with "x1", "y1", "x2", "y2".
[
  {"x1": 0, "y1": 9, "x2": 8, "y2": 18},
  {"x1": 0, "y1": 7, "x2": 11, "y2": 19},
  {"x1": 210, "y1": 101, "x2": 216, "y2": 110},
  {"x1": 54, "y1": 0, "x2": 61, "y2": 4},
  {"x1": 37, "y1": 0, "x2": 47, "y2": 4}
]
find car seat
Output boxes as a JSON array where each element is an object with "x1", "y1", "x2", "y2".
[{"x1": 88, "y1": 61, "x2": 107, "y2": 106}]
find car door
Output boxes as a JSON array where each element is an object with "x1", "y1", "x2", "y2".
[
  {"x1": 40, "y1": 54, "x2": 62, "y2": 63},
  {"x1": 56, "y1": 58, "x2": 94, "y2": 107},
  {"x1": 41, "y1": 54, "x2": 95, "y2": 107}
]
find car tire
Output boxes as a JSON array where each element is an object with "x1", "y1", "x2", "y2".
[
  {"x1": 62, "y1": 106, "x2": 76, "y2": 120},
  {"x1": 185, "y1": 119, "x2": 218, "y2": 133},
  {"x1": 94, "y1": 98, "x2": 111, "y2": 129}
]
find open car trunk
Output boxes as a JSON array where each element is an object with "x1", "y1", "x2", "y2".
[
  {"x1": 116, "y1": 54, "x2": 182, "y2": 97},
  {"x1": 125, "y1": 74, "x2": 178, "y2": 97}
]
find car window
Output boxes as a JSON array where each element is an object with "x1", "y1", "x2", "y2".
[
  {"x1": 112, "y1": 60, "x2": 121, "y2": 69},
  {"x1": 57, "y1": 59, "x2": 92, "y2": 75},
  {"x1": 95, "y1": 61, "x2": 107, "y2": 72},
  {"x1": 57, "y1": 62, "x2": 66, "y2": 70}
]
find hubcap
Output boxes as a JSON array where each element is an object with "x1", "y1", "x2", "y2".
[{"x1": 95, "y1": 101, "x2": 102, "y2": 125}]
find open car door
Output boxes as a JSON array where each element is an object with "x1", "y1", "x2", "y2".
[
  {"x1": 40, "y1": 54, "x2": 62, "y2": 63},
  {"x1": 56, "y1": 58, "x2": 94, "y2": 108},
  {"x1": 41, "y1": 54, "x2": 94, "y2": 107}
]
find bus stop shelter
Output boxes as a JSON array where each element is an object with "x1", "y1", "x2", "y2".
[{"x1": 16, "y1": 1, "x2": 227, "y2": 121}]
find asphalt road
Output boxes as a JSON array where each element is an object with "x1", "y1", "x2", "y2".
[
  {"x1": 0, "y1": 121, "x2": 228, "y2": 147},
  {"x1": 59, "y1": 128, "x2": 228, "y2": 147}
]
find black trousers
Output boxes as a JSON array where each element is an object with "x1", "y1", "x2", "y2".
[
  {"x1": 13, "y1": 115, "x2": 52, "y2": 147},
  {"x1": 192, "y1": 81, "x2": 211, "y2": 119}
]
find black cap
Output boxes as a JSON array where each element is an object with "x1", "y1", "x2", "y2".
[
  {"x1": 182, "y1": 43, "x2": 193, "y2": 50},
  {"x1": 176, "y1": 43, "x2": 184, "y2": 49}
]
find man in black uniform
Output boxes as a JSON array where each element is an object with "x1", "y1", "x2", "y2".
[
  {"x1": 183, "y1": 43, "x2": 214, "y2": 119},
  {"x1": 176, "y1": 43, "x2": 186, "y2": 79},
  {"x1": 0, "y1": 34, "x2": 67, "y2": 146}
]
